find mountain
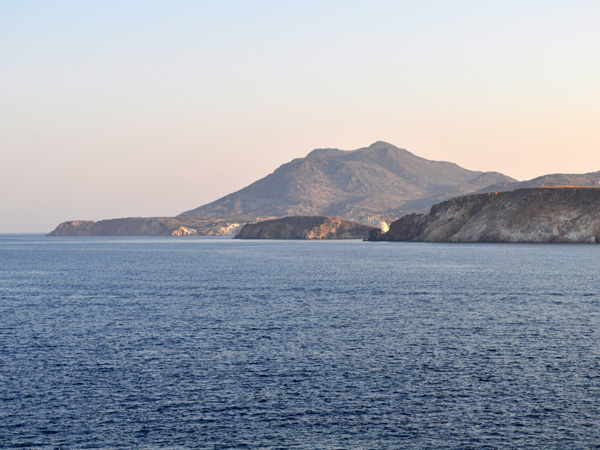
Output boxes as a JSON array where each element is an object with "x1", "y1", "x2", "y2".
[
  {"x1": 179, "y1": 141, "x2": 516, "y2": 221},
  {"x1": 368, "y1": 187, "x2": 600, "y2": 243}
]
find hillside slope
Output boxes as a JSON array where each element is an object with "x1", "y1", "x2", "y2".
[
  {"x1": 179, "y1": 142, "x2": 515, "y2": 220},
  {"x1": 476, "y1": 171, "x2": 600, "y2": 194}
]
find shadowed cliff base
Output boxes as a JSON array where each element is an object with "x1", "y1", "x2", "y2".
[{"x1": 368, "y1": 187, "x2": 600, "y2": 243}]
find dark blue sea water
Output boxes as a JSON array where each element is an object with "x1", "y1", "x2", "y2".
[{"x1": 1, "y1": 235, "x2": 599, "y2": 449}]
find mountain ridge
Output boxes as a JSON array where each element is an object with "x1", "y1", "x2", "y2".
[{"x1": 476, "y1": 171, "x2": 600, "y2": 194}]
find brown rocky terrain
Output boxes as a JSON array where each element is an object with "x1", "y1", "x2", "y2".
[
  {"x1": 234, "y1": 216, "x2": 376, "y2": 240},
  {"x1": 368, "y1": 187, "x2": 600, "y2": 243}
]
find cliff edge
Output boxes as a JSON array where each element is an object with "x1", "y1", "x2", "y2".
[
  {"x1": 368, "y1": 187, "x2": 600, "y2": 243},
  {"x1": 234, "y1": 216, "x2": 376, "y2": 239}
]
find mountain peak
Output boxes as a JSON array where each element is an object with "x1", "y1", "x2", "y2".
[
  {"x1": 368, "y1": 141, "x2": 397, "y2": 150},
  {"x1": 307, "y1": 141, "x2": 411, "y2": 161},
  {"x1": 179, "y1": 142, "x2": 516, "y2": 219}
]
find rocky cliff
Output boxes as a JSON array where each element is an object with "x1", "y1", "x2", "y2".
[
  {"x1": 48, "y1": 217, "x2": 244, "y2": 236},
  {"x1": 368, "y1": 187, "x2": 600, "y2": 243},
  {"x1": 234, "y1": 216, "x2": 376, "y2": 240}
]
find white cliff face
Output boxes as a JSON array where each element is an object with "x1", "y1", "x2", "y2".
[
  {"x1": 205, "y1": 223, "x2": 242, "y2": 236},
  {"x1": 347, "y1": 215, "x2": 391, "y2": 232},
  {"x1": 220, "y1": 223, "x2": 242, "y2": 236},
  {"x1": 171, "y1": 226, "x2": 199, "y2": 236}
]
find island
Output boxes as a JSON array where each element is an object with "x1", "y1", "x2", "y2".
[{"x1": 367, "y1": 187, "x2": 600, "y2": 243}]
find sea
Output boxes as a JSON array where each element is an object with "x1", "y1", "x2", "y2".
[{"x1": 1, "y1": 234, "x2": 599, "y2": 449}]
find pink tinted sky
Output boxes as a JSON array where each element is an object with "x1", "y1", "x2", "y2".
[{"x1": 1, "y1": 1, "x2": 599, "y2": 232}]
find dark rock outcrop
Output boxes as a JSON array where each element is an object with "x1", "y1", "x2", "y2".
[
  {"x1": 368, "y1": 187, "x2": 600, "y2": 243},
  {"x1": 234, "y1": 216, "x2": 376, "y2": 240}
]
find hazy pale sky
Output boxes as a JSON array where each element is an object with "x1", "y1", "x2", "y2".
[{"x1": 2, "y1": 1, "x2": 599, "y2": 232}]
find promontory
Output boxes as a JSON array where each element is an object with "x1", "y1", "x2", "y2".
[
  {"x1": 367, "y1": 187, "x2": 600, "y2": 243},
  {"x1": 234, "y1": 216, "x2": 376, "y2": 240}
]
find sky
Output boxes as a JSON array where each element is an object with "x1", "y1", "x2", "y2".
[{"x1": 1, "y1": 1, "x2": 599, "y2": 232}]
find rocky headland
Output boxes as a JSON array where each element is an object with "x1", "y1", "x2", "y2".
[
  {"x1": 368, "y1": 187, "x2": 600, "y2": 243},
  {"x1": 234, "y1": 216, "x2": 376, "y2": 240},
  {"x1": 48, "y1": 217, "x2": 244, "y2": 237}
]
